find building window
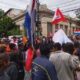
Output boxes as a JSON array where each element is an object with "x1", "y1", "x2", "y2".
[
  {"x1": 55, "y1": 24, "x2": 59, "y2": 32},
  {"x1": 47, "y1": 22, "x2": 52, "y2": 36},
  {"x1": 65, "y1": 25, "x2": 68, "y2": 34},
  {"x1": 60, "y1": 24, "x2": 63, "y2": 29}
]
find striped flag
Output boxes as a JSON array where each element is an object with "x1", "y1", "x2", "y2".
[{"x1": 24, "y1": 0, "x2": 36, "y2": 44}]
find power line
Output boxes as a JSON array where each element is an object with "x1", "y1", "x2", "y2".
[
  {"x1": 55, "y1": 0, "x2": 78, "y2": 6},
  {"x1": 62, "y1": 7, "x2": 80, "y2": 13},
  {"x1": 58, "y1": 1, "x2": 80, "y2": 8},
  {"x1": 61, "y1": 5, "x2": 80, "y2": 11},
  {"x1": 52, "y1": 0, "x2": 80, "y2": 12},
  {"x1": 54, "y1": 0, "x2": 78, "y2": 7},
  {"x1": 0, "y1": 0, "x2": 80, "y2": 15},
  {"x1": 49, "y1": 0, "x2": 80, "y2": 14}
]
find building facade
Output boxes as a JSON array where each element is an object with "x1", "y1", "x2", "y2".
[{"x1": 6, "y1": 5, "x2": 80, "y2": 37}]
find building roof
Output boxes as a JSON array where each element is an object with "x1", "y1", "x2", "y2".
[
  {"x1": 5, "y1": 4, "x2": 54, "y2": 20},
  {"x1": 4, "y1": 4, "x2": 80, "y2": 26}
]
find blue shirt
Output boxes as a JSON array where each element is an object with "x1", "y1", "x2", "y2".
[{"x1": 31, "y1": 56, "x2": 58, "y2": 80}]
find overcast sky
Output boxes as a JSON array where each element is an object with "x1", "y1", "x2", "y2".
[{"x1": 0, "y1": 0, "x2": 80, "y2": 18}]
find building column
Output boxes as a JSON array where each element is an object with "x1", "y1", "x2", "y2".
[
  {"x1": 62, "y1": 25, "x2": 65, "y2": 31},
  {"x1": 67, "y1": 25, "x2": 70, "y2": 36},
  {"x1": 41, "y1": 22, "x2": 47, "y2": 37},
  {"x1": 70, "y1": 27, "x2": 73, "y2": 35},
  {"x1": 52, "y1": 24, "x2": 55, "y2": 35}
]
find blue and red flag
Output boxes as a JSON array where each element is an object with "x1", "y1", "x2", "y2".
[{"x1": 24, "y1": 0, "x2": 36, "y2": 44}]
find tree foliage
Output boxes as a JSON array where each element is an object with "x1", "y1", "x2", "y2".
[
  {"x1": 0, "y1": 16, "x2": 19, "y2": 33},
  {"x1": 0, "y1": 9, "x2": 21, "y2": 36}
]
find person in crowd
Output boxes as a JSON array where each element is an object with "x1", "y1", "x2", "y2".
[
  {"x1": 62, "y1": 42, "x2": 79, "y2": 80},
  {"x1": 33, "y1": 37, "x2": 41, "y2": 58},
  {"x1": 62, "y1": 42, "x2": 74, "y2": 55},
  {"x1": 73, "y1": 42, "x2": 80, "y2": 59},
  {"x1": 0, "y1": 53, "x2": 18, "y2": 80},
  {"x1": 9, "y1": 43, "x2": 18, "y2": 65},
  {"x1": 0, "y1": 46, "x2": 6, "y2": 53},
  {"x1": 5, "y1": 40, "x2": 11, "y2": 55},
  {"x1": 17, "y1": 40, "x2": 25, "y2": 80},
  {"x1": 42, "y1": 36, "x2": 46, "y2": 43},
  {"x1": 31, "y1": 42, "x2": 58, "y2": 80},
  {"x1": 73, "y1": 42, "x2": 80, "y2": 80},
  {"x1": 0, "y1": 53, "x2": 10, "y2": 80},
  {"x1": 49, "y1": 43, "x2": 80, "y2": 80}
]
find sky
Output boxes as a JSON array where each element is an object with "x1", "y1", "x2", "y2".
[{"x1": 0, "y1": 0, "x2": 80, "y2": 18}]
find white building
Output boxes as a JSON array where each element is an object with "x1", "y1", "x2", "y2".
[{"x1": 6, "y1": 4, "x2": 80, "y2": 36}]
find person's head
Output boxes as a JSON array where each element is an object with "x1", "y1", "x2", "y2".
[
  {"x1": 62, "y1": 43, "x2": 66, "y2": 51},
  {"x1": 18, "y1": 39, "x2": 24, "y2": 49},
  {"x1": 48, "y1": 41, "x2": 54, "y2": 52},
  {"x1": 40, "y1": 42, "x2": 51, "y2": 57},
  {"x1": 0, "y1": 46, "x2": 6, "y2": 53},
  {"x1": 62, "y1": 42, "x2": 74, "y2": 55},
  {"x1": 9, "y1": 43, "x2": 16, "y2": 50},
  {"x1": 74, "y1": 42, "x2": 80, "y2": 49},
  {"x1": 13, "y1": 36, "x2": 17, "y2": 40},
  {"x1": 53, "y1": 43, "x2": 61, "y2": 51},
  {"x1": 0, "y1": 53, "x2": 9, "y2": 70}
]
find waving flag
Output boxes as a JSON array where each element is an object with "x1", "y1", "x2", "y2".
[
  {"x1": 25, "y1": 47, "x2": 33, "y2": 72},
  {"x1": 52, "y1": 8, "x2": 66, "y2": 24},
  {"x1": 52, "y1": 29, "x2": 72, "y2": 45},
  {"x1": 24, "y1": 0, "x2": 36, "y2": 44}
]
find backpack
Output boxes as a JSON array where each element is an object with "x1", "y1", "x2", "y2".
[{"x1": 0, "y1": 71, "x2": 10, "y2": 80}]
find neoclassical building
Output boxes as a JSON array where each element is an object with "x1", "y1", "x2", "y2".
[{"x1": 6, "y1": 4, "x2": 80, "y2": 36}]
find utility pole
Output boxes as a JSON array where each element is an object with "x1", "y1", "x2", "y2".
[{"x1": 36, "y1": 0, "x2": 41, "y2": 37}]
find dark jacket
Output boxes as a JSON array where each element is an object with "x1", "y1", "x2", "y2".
[
  {"x1": 31, "y1": 56, "x2": 58, "y2": 80},
  {"x1": 6, "y1": 62, "x2": 18, "y2": 80},
  {"x1": 0, "y1": 71, "x2": 10, "y2": 80}
]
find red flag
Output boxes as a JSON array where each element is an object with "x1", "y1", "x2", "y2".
[
  {"x1": 51, "y1": 8, "x2": 66, "y2": 24},
  {"x1": 25, "y1": 48, "x2": 33, "y2": 72}
]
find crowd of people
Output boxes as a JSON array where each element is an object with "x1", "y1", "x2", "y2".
[{"x1": 0, "y1": 34, "x2": 80, "y2": 80}]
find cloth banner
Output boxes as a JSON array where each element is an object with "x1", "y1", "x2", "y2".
[{"x1": 52, "y1": 29, "x2": 72, "y2": 45}]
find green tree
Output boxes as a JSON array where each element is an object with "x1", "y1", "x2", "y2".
[
  {"x1": 0, "y1": 9, "x2": 20, "y2": 36},
  {"x1": 7, "y1": 26, "x2": 21, "y2": 35},
  {"x1": 0, "y1": 16, "x2": 17, "y2": 31},
  {"x1": 0, "y1": 10, "x2": 21, "y2": 37}
]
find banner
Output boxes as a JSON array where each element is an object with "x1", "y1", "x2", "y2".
[{"x1": 52, "y1": 29, "x2": 72, "y2": 44}]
